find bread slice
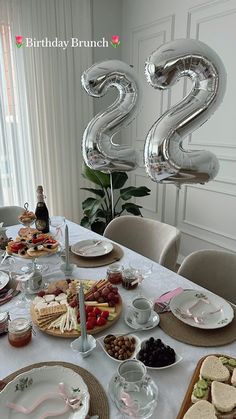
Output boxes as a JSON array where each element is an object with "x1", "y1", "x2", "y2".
[
  {"x1": 231, "y1": 369, "x2": 236, "y2": 387},
  {"x1": 183, "y1": 400, "x2": 217, "y2": 419},
  {"x1": 211, "y1": 381, "x2": 236, "y2": 413},
  {"x1": 200, "y1": 356, "x2": 230, "y2": 382}
]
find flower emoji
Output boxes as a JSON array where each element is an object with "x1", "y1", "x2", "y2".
[
  {"x1": 15, "y1": 36, "x2": 23, "y2": 48},
  {"x1": 110, "y1": 35, "x2": 120, "y2": 48}
]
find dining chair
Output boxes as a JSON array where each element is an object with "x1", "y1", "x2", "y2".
[
  {"x1": 103, "y1": 215, "x2": 181, "y2": 271},
  {"x1": 0, "y1": 206, "x2": 24, "y2": 226},
  {"x1": 177, "y1": 249, "x2": 236, "y2": 304}
]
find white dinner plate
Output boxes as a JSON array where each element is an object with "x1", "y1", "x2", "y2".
[
  {"x1": 71, "y1": 240, "x2": 113, "y2": 258},
  {"x1": 0, "y1": 365, "x2": 90, "y2": 419},
  {"x1": 170, "y1": 289, "x2": 234, "y2": 329},
  {"x1": 0, "y1": 271, "x2": 9, "y2": 290}
]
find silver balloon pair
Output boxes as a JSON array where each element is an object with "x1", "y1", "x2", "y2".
[{"x1": 81, "y1": 39, "x2": 226, "y2": 186}]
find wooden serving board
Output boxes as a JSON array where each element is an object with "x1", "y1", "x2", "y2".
[
  {"x1": 176, "y1": 354, "x2": 235, "y2": 418},
  {"x1": 30, "y1": 299, "x2": 122, "y2": 338}
]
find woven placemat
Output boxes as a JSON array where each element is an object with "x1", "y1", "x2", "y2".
[
  {"x1": 156, "y1": 305, "x2": 236, "y2": 347},
  {"x1": 1, "y1": 361, "x2": 109, "y2": 419},
  {"x1": 67, "y1": 243, "x2": 124, "y2": 268}
]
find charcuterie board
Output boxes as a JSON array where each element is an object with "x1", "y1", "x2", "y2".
[{"x1": 30, "y1": 279, "x2": 122, "y2": 338}]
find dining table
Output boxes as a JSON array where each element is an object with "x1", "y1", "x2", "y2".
[{"x1": 0, "y1": 220, "x2": 235, "y2": 419}]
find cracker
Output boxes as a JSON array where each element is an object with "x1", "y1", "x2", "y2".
[{"x1": 38, "y1": 304, "x2": 67, "y2": 317}]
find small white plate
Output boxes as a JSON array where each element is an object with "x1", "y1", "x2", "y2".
[
  {"x1": 0, "y1": 271, "x2": 9, "y2": 290},
  {"x1": 97, "y1": 333, "x2": 141, "y2": 363},
  {"x1": 170, "y1": 289, "x2": 234, "y2": 329},
  {"x1": 71, "y1": 240, "x2": 113, "y2": 258},
  {"x1": 135, "y1": 340, "x2": 182, "y2": 370},
  {"x1": 125, "y1": 309, "x2": 160, "y2": 331},
  {"x1": 0, "y1": 365, "x2": 89, "y2": 418}
]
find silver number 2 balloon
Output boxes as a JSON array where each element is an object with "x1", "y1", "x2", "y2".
[
  {"x1": 144, "y1": 39, "x2": 226, "y2": 186},
  {"x1": 81, "y1": 60, "x2": 141, "y2": 173}
]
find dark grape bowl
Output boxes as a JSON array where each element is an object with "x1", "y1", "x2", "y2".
[{"x1": 135, "y1": 337, "x2": 182, "y2": 370}]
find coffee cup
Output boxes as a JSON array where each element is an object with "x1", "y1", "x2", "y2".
[{"x1": 131, "y1": 297, "x2": 153, "y2": 324}]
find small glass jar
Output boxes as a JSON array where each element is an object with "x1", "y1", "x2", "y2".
[
  {"x1": 8, "y1": 318, "x2": 32, "y2": 347},
  {"x1": 0, "y1": 311, "x2": 9, "y2": 335},
  {"x1": 107, "y1": 263, "x2": 123, "y2": 284},
  {"x1": 122, "y1": 268, "x2": 139, "y2": 290}
]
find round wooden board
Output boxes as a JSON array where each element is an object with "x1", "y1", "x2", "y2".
[{"x1": 30, "y1": 299, "x2": 122, "y2": 338}]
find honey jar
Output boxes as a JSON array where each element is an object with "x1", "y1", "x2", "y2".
[
  {"x1": 8, "y1": 318, "x2": 32, "y2": 347},
  {"x1": 107, "y1": 263, "x2": 123, "y2": 284}
]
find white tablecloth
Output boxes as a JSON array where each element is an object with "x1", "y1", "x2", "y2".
[{"x1": 1, "y1": 221, "x2": 235, "y2": 419}]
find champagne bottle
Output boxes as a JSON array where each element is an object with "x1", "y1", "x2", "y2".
[{"x1": 35, "y1": 185, "x2": 49, "y2": 233}]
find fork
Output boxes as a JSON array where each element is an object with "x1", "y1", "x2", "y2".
[
  {"x1": 175, "y1": 308, "x2": 204, "y2": 324},
  {"x1": 79, "y1": 240, "x2": 102, "y2": 254}
]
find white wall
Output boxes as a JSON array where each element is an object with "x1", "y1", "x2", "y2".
[
  {"x1": 121, "y1": 0, "x2": 236, "y2": 261},
  {"x1": 88, "y1": 0, "x2": 236, "y2": 261},
  {"x1": 91, "y1": 0, "x2": 122, "y2": 116}
]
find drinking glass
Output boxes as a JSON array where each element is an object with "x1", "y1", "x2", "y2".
[
  {"x1": 50, "y1": 216, "x2": 66, "y2": 244},
  {"x1": 129, "y1": 259, "x2": 153, "y2": 282}
]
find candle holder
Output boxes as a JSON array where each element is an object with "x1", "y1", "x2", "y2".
[
  {"x1": 60, "y1": 262, "x2": 75, "y2": 277},
  {"x1": 71, "y1": 334, "x2": 96, "y2": 358}
]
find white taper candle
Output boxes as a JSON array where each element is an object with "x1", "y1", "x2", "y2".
[{"x1": 65, "y1": 224, "x2": 69, "y2": 269}]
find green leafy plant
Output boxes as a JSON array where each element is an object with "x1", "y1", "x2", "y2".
[{"x1": 80, "y1": 166, "x2": 151, "y2": 234}]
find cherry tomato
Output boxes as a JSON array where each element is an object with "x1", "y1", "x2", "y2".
[
  {"x1": 96, "y1": 316, "x2": 106, "y2": 326},
  {"x1": 85, "y1": 306, "x2": 94, "y2": 313},
  {"x1": 94, "y1": 307, "x2": 102, "y2": 315},
  {"x1": 89, "y1": 317, "x2": 97, "y2": 327},
  {"x1": 101, "y1": 311, "x2": 109, "y2": 319},
  {"x1": 86, "y1": 321, "x2": 93, "y2": 330}
]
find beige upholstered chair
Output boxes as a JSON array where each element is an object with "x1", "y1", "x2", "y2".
[
  {"x1": 0, "y1": 206, "x2": 24, "y2": 226},
  {"x1": 103, "y1": 215, "x2": 180, "y2": 271},
  {"x1": 178, "y1": 250, "x2": 236, "y2": 304}
]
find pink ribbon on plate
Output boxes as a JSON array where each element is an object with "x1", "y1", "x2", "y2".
[{"x1": 6, "y1": 382, "x2": 82, "y2": 419}]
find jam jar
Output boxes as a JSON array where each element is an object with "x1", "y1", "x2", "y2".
[
  {"x1": 0, "y1": 311, "x2": 9, "y2": 335},
  {"x1": 122, "y1": 268, "x2": 139, "y2": 290},
  {"x1": 8, "y1": 318, "x2": 32, "y2": 347},
  {"x1": 107, "y1": 263, "x2": 123, "y2": 284}
]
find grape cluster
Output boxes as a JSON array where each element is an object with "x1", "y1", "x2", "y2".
[
  {"x1": 137, "y1": 338, "x2": 176, "y2": 367},
  {"x1": 86, "y1": 283, "x2": 120, "y2": 307}
]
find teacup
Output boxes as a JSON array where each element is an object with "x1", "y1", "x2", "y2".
[{"x1": 131, "y1": 297, "x2": 153, "y2": 325}]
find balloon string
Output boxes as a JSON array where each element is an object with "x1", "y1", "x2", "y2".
[
  {"x1": 174, "y1": 186, "x2": 180, "y2": 227},
  {"x1": 110, "y1": 173, "x2": 114, "y2": 219}
]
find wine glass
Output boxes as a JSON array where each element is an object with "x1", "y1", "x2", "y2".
[
  {"x1": 9, "y1": 268, "x2": 31, "y2": 315},
  {"x1": 50, "y1": 216, "x2": 66, "y2": 244}
]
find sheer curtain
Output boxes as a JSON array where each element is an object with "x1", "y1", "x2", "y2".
[{"x1": 0, "y1": 0, "x2": 93, "y2": 221}]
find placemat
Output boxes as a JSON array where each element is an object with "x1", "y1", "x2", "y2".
[
  {"x1": 0, "y1": 277, "x2": 20, "y2": 306},
  {"x1": 67, "y1": 243, "x2": 124, "y2": 268},
  {"x1": 155, "y1": 305, "x2": 236, "y2": 347},
  {"x1": 1, "y1": 361, "x2": 109, "y2": 419}
]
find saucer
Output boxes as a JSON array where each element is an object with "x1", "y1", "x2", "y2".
[{"x1": 125, "y1": 309, "x2": 160, "y2": 330}]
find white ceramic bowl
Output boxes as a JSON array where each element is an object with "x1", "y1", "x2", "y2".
[
  {"x1": 97, "y1": 333, "x2": 141, "y2": 363},
  {"x1": 135, "y1": 339, "x2": 182, "y2": 370}
]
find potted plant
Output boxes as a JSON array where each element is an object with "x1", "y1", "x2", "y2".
[{"x1": 80, "y1": 166, "x2": 151, "y2": 234}]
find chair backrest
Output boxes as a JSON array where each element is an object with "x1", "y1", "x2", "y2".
[
  {"x1": 103, "y1": 215, "x2": 180, "y2": 271},
  {"x1": 178, "y1": 250, "x2": 236, "y2": 304},
  {"x1": 0, "y1": 206, "x2": 24, "y2": 227}
]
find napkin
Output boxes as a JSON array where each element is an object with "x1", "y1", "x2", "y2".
[
  {"x1": 155, "y1": 287, "x2": 183, "y2": 313},
  {"x1": 155, "y1": 287, "x2": 183, "y2": 304}
]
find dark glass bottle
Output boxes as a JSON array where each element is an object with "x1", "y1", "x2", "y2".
[{"x1": 35, "y1": 185, "x2": 49, "y2": 233}]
